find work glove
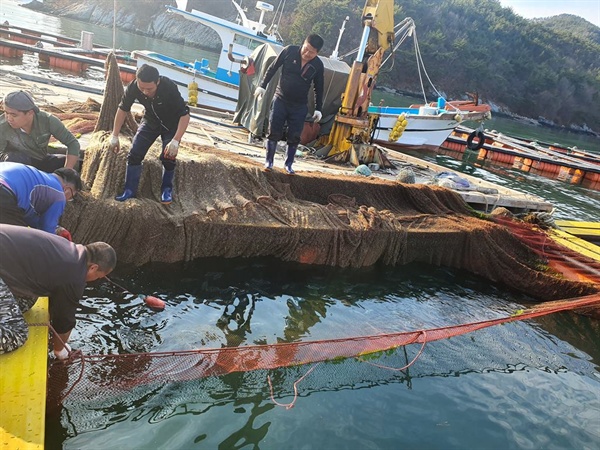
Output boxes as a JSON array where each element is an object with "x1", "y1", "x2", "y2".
[
  {"x1": 56, "y1": 226, "x2": 72, "y2": 241},
  {"x1": 53, "y1": 342, "x2": 72, "y2": 360},
  {"x1": 164, "y1": 139, "x2": 179, "y2": 160},
  {"x1": 312, "y1": 110, "x2": 322, "y2": 123},
  {"x1": 109, "y1": 134, "x2": 120, "y2": 153},
  {"x1": 254, "y1": 86, "x2": 266, "y2": 101}
]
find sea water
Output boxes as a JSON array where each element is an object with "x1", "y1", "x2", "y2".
[
  {"x1": 45, "y1": 260, "x2": 600, "y2": 450},
  {"x1": 1, "y1": 2, "x2": 599, "y2": 448}
]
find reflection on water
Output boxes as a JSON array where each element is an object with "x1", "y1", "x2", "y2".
[{"x1": 46, "y1": 258, "x2": 600, "y2": 449}]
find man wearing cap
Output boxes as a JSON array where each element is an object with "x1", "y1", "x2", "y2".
[
  {"x1": 0, "y1": 90, "x2": 81, "y2": 172},
  {"x1": 0, "y1": 162, "x2": 81, "y2": 238}
]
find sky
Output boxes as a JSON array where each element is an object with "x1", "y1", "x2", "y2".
[{"x1": 498, "y1": 0, "x2": 600, "y2": 27}]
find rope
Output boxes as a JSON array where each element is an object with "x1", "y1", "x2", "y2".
[
  {"x1": 268, "y1": 363, "x2": 322, "y2": 409},
  {"x1": 359, "y1": 330, "x2": 427, "y2": 372}
]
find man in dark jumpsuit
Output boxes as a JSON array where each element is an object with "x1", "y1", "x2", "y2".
[
  {"x1": 0, "y1": 224, "x2": 117, "y2": 359},
  {"x1": 255, "y1": 34, "x2": 325, "y2": 174},
  {"x1": 109, "y1": 64, "x2": 190, "y2": 204}
]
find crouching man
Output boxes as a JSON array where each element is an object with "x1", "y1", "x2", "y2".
[
  {"x1": 0, "y1": 90, "x2": 81, "y2": 171},
  {"x1": 110, "y1": 64, "x2": 190, "y2": 205},
  {"x1": 0, "y1": 224, "x2": 117, "y2": 359}
]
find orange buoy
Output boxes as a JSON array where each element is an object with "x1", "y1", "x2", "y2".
[{"x1": 144, "y1": 295, "x2": 166, "y2": 310}]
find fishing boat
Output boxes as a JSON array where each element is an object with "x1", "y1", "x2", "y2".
[
  {"x1": 132, "y1": 0, "x2": 284, "y2": 112},
  {"x1": 368, "y1": 101, "x2": 492, "y2": 150},
  {"x1": 328, "y1": 16, "x2": 493, "y2": 152}
]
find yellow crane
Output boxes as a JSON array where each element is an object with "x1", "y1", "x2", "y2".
[{"x1": 319, "y1": 0, "x2": 395, "y2": 167}]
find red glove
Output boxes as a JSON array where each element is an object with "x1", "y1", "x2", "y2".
[{"x1": 56, "y1": 227, "x2": 72, "y2": 241}]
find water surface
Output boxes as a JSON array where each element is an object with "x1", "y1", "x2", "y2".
[{"x1": 45, "y1": 259, "x2": 600, "y2": 450}]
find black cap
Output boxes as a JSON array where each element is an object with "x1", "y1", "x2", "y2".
[{"x1": 4, "y1": 90, "x2": 40, "y2": 113}]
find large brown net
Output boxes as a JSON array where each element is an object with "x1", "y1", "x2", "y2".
[
  {"x1": 46, "y1": 131, "x2": 600, "y2": 413},
  {"x1": 93, "y1": 51, "x2": 137, "y2": 134},
  {"x1": 60, "y1": 135, "x2": 598, "y2": 303}
]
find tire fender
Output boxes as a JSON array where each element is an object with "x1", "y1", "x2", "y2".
[{"x1": 466, "y1": 131, "x2": 485, "y2": 150}]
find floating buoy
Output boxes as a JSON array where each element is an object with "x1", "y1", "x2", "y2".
[
  {"x1": 188, "y1": 80, "x2": 198, "y2": 106},
  {"x1": 144, "y1": 295, "x2": 166, "y2": 310},
  {"x1": 389, "y1": 112, "x2": 408, "y2": 142}
]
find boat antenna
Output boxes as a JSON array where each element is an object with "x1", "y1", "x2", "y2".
[
  {"x1": 275, "y1": 0, "x2": 286, "y2": 37},
  {"x1": 112, "y1": 0, "x2": 117, "y2": 50},
  {"x1": 330, "y1": 16, "x2": 350, "y2": 60}
]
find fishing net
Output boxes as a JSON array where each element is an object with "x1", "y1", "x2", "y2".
[
  {"x1": 59, "y1": 135, "x2": 598, "y2": 303},
  {"x1": 45, "y1": 210, "x2": 600, "y2": 411},
  {"x1": 45, "y1": 293, "x2": 600, "y2": 412},
  {"x1": 93, "y1": 51, "x2": 137, "y2": 134},
  {"x1": 493, "y1": 217, "x2": 600, "y2": 286},
  {"x1": 43, "y1": 53, "x2": 600, "y2": 415}
]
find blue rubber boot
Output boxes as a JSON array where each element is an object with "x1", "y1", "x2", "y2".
[
  {"x1": 161, "y1": 168, "x2": 175, "y2": 204},
  {"x1": 264, "y1": 140, "x2": 277, "y2": 171},
  {"x1": 115, "y1": 164, "x2": 142, "y2": 201},
  {"x1": 284, "y1": 144, "x2": 298, "y2": 174}
]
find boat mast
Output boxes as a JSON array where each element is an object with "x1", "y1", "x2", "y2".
[
  {"x1": 112, "y1": 0, "x2": 117, "y2": 49},
  {"x1": 330, "y1": 16, "x2": 350, "y2": 60}
]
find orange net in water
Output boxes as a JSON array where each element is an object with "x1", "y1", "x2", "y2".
[{"x1": 46, "y1": 293, "x2": 600, "y2": 408}]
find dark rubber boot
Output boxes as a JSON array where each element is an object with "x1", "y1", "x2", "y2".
[
  {"x1": 115, "y1": 164, "x2": 142, "y2": 201},
  {"x1": 161, "y1": 168, "x2": 175, "y2": 204},
  {"x1": 284, "y1": 144, "x2": 298, "y2": 174},
  {"x1": 264, "y1": 140, "x2": 277, "y2": 171}
]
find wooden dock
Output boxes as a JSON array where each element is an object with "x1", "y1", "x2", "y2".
[
  {"x1": 441, "y1": 126, "x2": 600, "y2": 191},
  {"x1": 0, "y1": 25, "x2": 136, "y2": 83}
]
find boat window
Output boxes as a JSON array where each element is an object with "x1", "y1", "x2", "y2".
[{"x1": 234, "y1": 34, "x2": 261, "y2": 51}]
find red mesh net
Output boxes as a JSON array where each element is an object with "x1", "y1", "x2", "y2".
[
  {"x1": 492, "y1": 217, "x2": 600, "y2": 285},
  {"x1": 46, "y1": 293, "x2": 600, "y2": 408}
]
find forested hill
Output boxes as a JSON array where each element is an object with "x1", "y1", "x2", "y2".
[
  {"x1": 536, "y1": 14, "x2": 600, "y2": 46},
  {"x1": 31, "y1": 0, "x2": 600, "y2": 134}
]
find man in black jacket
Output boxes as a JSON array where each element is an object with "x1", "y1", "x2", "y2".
[
  {"x1": 109, "y1": 64, "x2": 190, "y2": 204},
  {"x1": 0, "y1": 224, "x2": 116, "y2": 359},
  {"x1": 255, "y1": 34, "x2": 325, "y2": 174}
]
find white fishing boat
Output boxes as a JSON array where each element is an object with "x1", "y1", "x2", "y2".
[
  {"x1": 133, "y1": 0, "x2": 284, "y2": 112},
  {"x1": 369, "y1": 102, "x2": 492, "y2": 150}
]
